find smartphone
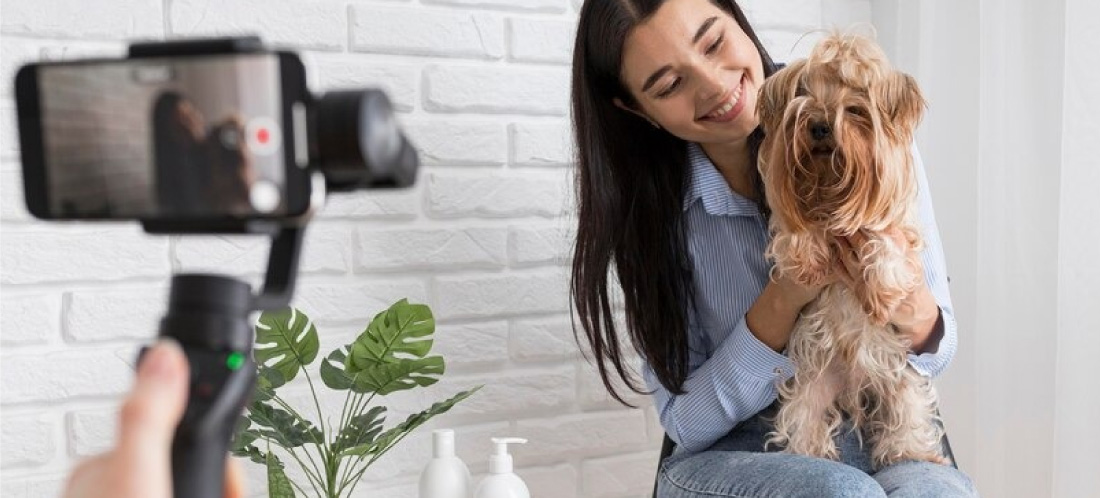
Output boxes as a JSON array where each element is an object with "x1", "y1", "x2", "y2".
[{"x1": 14, "y1": 51, "x2": 311, "y2": 221}]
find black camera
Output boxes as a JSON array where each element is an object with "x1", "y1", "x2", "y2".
[
  {"x1": 13, "y1": 35, "x2": 420, "y2": 498},
  {"x1": 14, "y1": 35, "x2": 417, "y2": 228}
]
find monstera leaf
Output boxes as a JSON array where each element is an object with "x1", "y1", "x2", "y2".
[
  {"x1": 229, "y1": 416, "x2": 266, "y2": 465},
  {"x1": 253, "y1": 366, "x2": 286, "y2": 402},
  {"x1": 340, "y1": 386, "x2": 482, "y2": 458},
  {"x1": 266, "y1": 451, "x2": 296, "y2": 498},
  {"x1": 323, "y1": 299, "x2": 445, "y2": 395},
  {"x1": 332, "y1": 406, "x2": 386, "y2": 455},
  {"x1": 248, "y1": 401, "x2": 323, "y2": 448},
  {"x1": 320, "y1": 348, "x2": 355, "y2": 391},
  {"x1": 254, "y1": 308, "x2": 319, "y2": 387},
  {"x1": 347, "y1": 299, "x2": 435, "y2": 371}
]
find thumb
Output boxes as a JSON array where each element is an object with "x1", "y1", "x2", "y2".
[{"x1": 117, "y1": 339, "x2": 190, "y2": 463}]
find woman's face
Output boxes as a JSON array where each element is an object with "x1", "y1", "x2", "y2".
[{"x1": 618, "y1": 0, "x2": 765, "y2": 145}]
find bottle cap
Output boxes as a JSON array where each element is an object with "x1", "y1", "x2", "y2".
[{"x1": 432, "y1": 429, "x2": 455, "y2": 458}]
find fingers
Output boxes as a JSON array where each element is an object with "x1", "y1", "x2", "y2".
[
  {"x1": 224, "y1": 459, "x2": 246, "y2": 498},
  {"x1": 61, "y1": 455, "x2": 108, "y2": 498},
  {"x1": 116, "y1": 339, "x2": 190, "y2": 469}
]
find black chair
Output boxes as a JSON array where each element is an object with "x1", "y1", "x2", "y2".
[{"x1": 651, "y1": 429, "x2": 958, "y2": 497}]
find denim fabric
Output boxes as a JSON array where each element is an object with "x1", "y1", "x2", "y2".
[{"x1": 656, "y1": 403, "x2": 978, "y2": 498}]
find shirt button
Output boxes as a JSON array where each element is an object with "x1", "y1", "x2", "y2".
[{"x1": 774, "y1": 367, "x2": 783, "y2": 375}]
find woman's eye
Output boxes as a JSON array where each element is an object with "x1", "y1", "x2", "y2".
[
  {"x1": 706, "y1": 36, "x2": 724, "y2": 55},
  {"x1": 657, "y1": 78, "x2": 681, "y2": 98}
]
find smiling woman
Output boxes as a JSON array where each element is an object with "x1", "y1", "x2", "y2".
[{"x1": 569, "y1": 0, "x2": 977, "y2": 497}]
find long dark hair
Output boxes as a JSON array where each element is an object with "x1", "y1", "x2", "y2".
[{"x1": 570, "y1": 0, "x2": 779, "y2": 404}]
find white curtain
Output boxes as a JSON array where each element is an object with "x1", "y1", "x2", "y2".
[{"x1": 873, "y1": 0, "x2": 1100, "y2": 496}]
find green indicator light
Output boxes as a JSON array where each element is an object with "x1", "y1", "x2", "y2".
[{"x1": 226, "y1": 352, "x2": 245, "y2": 371}]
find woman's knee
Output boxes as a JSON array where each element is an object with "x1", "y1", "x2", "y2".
[
  {"x1": 873, "y1": 461, "x2": 978, "y2": 498},
  {"x1": 658, "y1": 451, "x2": 886, "y2": 498}
]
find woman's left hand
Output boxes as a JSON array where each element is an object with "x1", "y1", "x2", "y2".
[{"x1": 835, "y1": 229, "x2": 942, "y2": 354}]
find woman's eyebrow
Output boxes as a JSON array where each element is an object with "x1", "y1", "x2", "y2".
[
  {"x1": 640, "y1": 16, "x2": 721, "y2": 93},
  {"x1": 692, "y1": 16, "x2": 719, "y2": 44}
]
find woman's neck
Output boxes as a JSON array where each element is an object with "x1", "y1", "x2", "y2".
[{"x1": 699, "y1": 139, "x2": 756, "y2": 201}]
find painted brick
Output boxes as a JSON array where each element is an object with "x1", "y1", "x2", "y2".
[
  {"x1": 509, "y1": 223, "x2": 574, "y2": 265},
  {"x1": 0, "y1": 292, "x2": 61, "y2": 345},
  {"x1": 510, "y1": 121, "x2": 574, "y2": 167},
  {"x1": 1, "y1": 0, "x2": 164, "y2": 39},
  {"x1": 510, "y1": 315, "x2": 581, "y2": 361},
  {"x1": 355, "y1": 226, "x2": 509, "y2": 271},
  {"x1": 424, "y1": 65, "x2": 570, "y2": 115},
  {"x1": 428, "y1": 171, "x2": 571, "y2": 218},
  {"x1": 433, "y1": 270, "x2": 569, "y2": 319},
  {"x1": 169, "y1": 0, "x2": 347, "y2": 51},
  {"x1": 351, "y1": 6, "x2": 504, "y2": 59},
  {"x1": 1, "y1": 348, "x2": 134, "y2": 404},
  {"x1": 507, "y1": 17, "x2": 576, "y2": 64},
  {"x1": 66, "y1": 286, "x2": 167, "y2": 343},
  {"x1": 403, "y1": 120, "x2": 509, "y2": 167},
  {"x1": 1, "y1": 227, "x2": 170, "y2": 285},
  {"x1": 1, "y1": 413, "x2": 57, "y2": 467}
]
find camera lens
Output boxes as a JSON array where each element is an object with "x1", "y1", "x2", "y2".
[{"x1": 313, "y1": 90, "x2": 418, "y2": 192}]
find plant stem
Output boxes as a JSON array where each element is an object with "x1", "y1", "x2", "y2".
[
  {"x1": 269, "y1": 394, "x2": 328, "y2": 490},
  {"x1": 342, "y1": 427, "x2": 413, "y2": 498},
  {"x1": 282, "y1": 445, "x2": 327, "y2": 496}
]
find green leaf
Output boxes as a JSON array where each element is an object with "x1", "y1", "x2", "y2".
[
  {"x1": 332, "y1": 406, "x2": 386, "y2": 455},
  {"x1": 320, "y1": 348, "x2": 354, "y2": 391},
  {"x1": 248, "y1": 402, "x2": 322, "y2": 449},
  {"x1": 266, "y1": 451, "x2": 296, "y2": 498},
  {"x1": 229, "y1": 417, "x2": 267, "y2": 465},
  {"x1": 336, "y1": 300, "x2": 446, "y2": 395},
  {"x1": 254, "y1": 367, "x2": 286, "y2": 402},
  {"x1": 340, "y1": 386, "x2": 482, "y2": 458},
  {"x1": 346, "y1": 300, "x2": 435, "y2": 372},
  {"x1": 352, "y1": 357, "x2": 445, "y2": 395},
  {"x1": 254, "y1": 308, "x2": 320, "y2": 386}
]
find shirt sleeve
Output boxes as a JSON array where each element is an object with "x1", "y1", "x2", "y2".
[
  {"x1": 906, "y1": 144, "x2": 959, "y2": 378},
  {"x1": 644, "y1": 317, "x2": 794, "y2": 453}
]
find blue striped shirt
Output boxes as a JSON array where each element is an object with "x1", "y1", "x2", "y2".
[{"x1": 643, "y1": 142, "x2": 959, "y2": 453}]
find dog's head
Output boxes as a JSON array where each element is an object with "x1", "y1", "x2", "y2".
[
  {"x1": 758, "y1": 32, "x2": 924, "y2": 235},
  {"x1": 757, "y1": 33, "x2": 926, "y2": 321}
]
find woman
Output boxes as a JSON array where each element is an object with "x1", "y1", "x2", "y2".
[{"x1": 569, "y1": 0, "x2": 978, "y2": 496}]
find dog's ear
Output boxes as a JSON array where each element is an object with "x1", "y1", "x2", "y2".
[
  {"x1": 757, "y1": 60, "x2": 806, "y2": 133},
  {"x1": 879, "y1": 71, "x2": 925, "y2": 138}
]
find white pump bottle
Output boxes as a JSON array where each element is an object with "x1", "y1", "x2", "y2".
[{"x1": 473, "y1": 437, "x2": 529, "y2": 498}]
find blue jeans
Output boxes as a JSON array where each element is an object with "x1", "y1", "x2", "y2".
[{"x1": 656, "y1": 403, "x2": 978, "y2": 497}]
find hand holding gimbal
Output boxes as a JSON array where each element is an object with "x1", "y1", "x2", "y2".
[{"x1": 15, "y1": 35, "x2": 419, "y2": 498}]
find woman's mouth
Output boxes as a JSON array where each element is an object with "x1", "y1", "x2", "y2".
[{"x1": 699, "y1": 73, "x2": 747, "y2": 123}]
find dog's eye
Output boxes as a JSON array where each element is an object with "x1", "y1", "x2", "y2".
[{"x1": 845, "y1": 106, "x2": 870, "y2": 118}]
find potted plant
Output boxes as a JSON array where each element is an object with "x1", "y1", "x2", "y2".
[{"x1": 231, "y1": 298, "x2": 481, "y2": 497}]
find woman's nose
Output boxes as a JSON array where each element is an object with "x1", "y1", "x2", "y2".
[{"x1": 696, "y1": 66, "x2": 727, "y2": 102}]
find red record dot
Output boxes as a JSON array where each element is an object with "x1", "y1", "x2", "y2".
[{"x1": 257, "y1": 127, "x2": 270, "y2": 145}]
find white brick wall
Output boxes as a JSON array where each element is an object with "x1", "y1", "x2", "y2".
[{"x1": 0, "y1": 1, "x2": 868, "y2": 496}]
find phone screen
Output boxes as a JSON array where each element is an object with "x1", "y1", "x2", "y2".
[{"x1": 33, "y1": 53, "x2": 290, "y2": 219}]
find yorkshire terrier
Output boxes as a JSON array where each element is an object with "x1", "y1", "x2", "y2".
[{"x1": 755, "y1": 32, "x2": 948, "y2": 469}]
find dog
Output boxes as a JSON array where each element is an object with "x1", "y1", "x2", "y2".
[{"x1": 755, "y1": 32, "x2": 947, "y2": 469}]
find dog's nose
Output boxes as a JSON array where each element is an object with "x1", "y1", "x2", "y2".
[{"x1": 810, "y1": 123, "x2": 831, "y2": 140}]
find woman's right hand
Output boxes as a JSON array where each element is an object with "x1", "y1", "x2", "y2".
[{"x1": 746, "y1": 272, "x2": 829, "y2": 353}]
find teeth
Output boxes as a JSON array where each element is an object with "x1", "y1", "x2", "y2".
[{"x1": 706, "y1": 80, "x2": 744, "y2": 119}]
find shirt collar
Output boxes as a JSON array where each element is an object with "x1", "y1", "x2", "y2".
[{"x1": 683, "y1": 142, "x2": 761, "y2": 217}]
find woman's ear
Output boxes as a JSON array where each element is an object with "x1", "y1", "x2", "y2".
[{"x1": 613, "y1": 98, "x2": 660, "y2": 128}]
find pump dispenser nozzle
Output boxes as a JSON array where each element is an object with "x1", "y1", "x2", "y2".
[{"x1": 488, "y1": 437, "x2": 526, "y2": 474}]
